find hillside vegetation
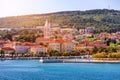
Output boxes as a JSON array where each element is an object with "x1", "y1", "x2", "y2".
[{"x1": 0, "y1": 9, "x2": 120, "y2": 33}]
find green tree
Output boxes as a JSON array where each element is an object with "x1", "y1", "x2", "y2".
[
  {"x1": 48, "y1": 50, "x2": 60, "y2": 56},
  {"x1": 80, "y1": 50, "x2": 85, "y2": 55},
  {"x1": 0, "y1": 50, "x2": 5, "y2": 58},
  {"x1": 10, "y1": 52, "x2": 15, "y2": 58},
  {"x1": 92, "y1": 46, "x2": 99, "y2": 54}
]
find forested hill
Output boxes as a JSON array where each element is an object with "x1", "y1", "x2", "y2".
[{"x1": 0, "y1": 9, "x2": 120, "y2": 33}]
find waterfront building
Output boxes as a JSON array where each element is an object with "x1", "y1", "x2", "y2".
[
  {"x1": 1, "y1": 47, "x2": 15, "y2": 56},
  {"x1": 61, "y1": 40, "x2": 74, "y2": 52},
  {"x1": 49, "y1": 39, "x2": 74, "y2": 52},
  {"x1": 12, "y1": 44, "x2": 30, "y2": 54},
  {"x1": 49, "y1": 40, "x2": 61, "y2": 52},
  {"x1": 4, "y1": 41, "x2": 34, "y2": 54},
  {"x1": 30, "y1": 45, "x2": 47, "y2": 55}
]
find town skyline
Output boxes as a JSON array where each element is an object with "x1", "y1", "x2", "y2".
[{"x1": 0, "y1": 0, "x2": 120, "y2": 18}]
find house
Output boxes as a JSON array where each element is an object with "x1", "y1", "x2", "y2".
[
  {"x1": 75, "y1": 35, "x2": 83, "y2": 40},
  {"x1": 30, "y1": 45, "x2": 47, "y2": 55},
  {"x1": 4, "y1": 41, "x2": 15, "y2": 48},
  {"x1": 4, "y1": 41, "x2": 34, "y2": 54},
  {"x1": 74, "y1": 44, "x2": 93, "y2": 51},
  {"x1": 79, "y1": 28, "x2": 87, "y2": 34},
  {"x1": 12, "y1": 44, "x2": 30, "y2": 54},
  {"x1": 83, "y1": 33, "x2": 92, "y2": 37},
  {"x1": 86, "y1": 27, "x2": 95, "y2": 33},
  {"x1": 49, "y1": 39, "x2": 74, "y2": 52},
  {"x1": 1, "y1": 47, "x2": 15, "y2": 56},
  {"x1": 49, "y1": 40, "x2": 61, "y2": 52},
  {"x1": 61, "y1": 41, "x2": 74, "y2": 52},
  {"x1": 91, "y1": 40, "x2": 107, "y2": 47},
  {"x1": 63, "y1": 33, "x2": 74, "y2": 40}
]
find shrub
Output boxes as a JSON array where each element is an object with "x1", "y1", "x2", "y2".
[
  {"x1": 108, "y1": 52, "x2": 120, "y2": 58},
  {"x1": 92, "y1": 52, "x2": 107, "y2": 58}
]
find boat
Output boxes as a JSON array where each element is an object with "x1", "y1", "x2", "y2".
[{"x1": 39, "y1": 57, "x2": 63, "y2": 63}]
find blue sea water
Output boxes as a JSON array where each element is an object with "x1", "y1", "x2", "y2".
[{"x1": 0, "y1": 60, "x2": 120, "y2": 80}]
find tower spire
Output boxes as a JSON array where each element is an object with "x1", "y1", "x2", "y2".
[
  {"x1": 45, "y1": 19, "x2": 49, "y2": 27},
  {"x1": 44, "y1": 19, "x2": 51, "y2": 39}
]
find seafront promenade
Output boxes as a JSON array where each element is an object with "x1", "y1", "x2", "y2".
[
  {"x1": 1, "y1": 56, "x2": 120, "y2": 63},
  {"x1": 0, "y1": 57, "x2": 41, "y2": 60},
  {"x1": 63, "y1": 59, "x2": 120, "y2": 63}
]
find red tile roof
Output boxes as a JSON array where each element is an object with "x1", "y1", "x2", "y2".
[
  {"x1": 50, "y1": 39, "x2": 72, "y2": 43},
  {"x1": 2, "y1": 47, "x2": 15, "y2": 51},
  {"x1": 22, "y1": 42, "x2": 35, "y2": 46},
  {"x1": 31, "y1": 45, "x2": 47, "y2": 48},
  {"x1": 36, "y1": 37, "x2": 52, "y2": 41}
]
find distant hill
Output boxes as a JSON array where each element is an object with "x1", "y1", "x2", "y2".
[{"x1": 0, "y1": 9, "x2": 120, "y2": 33}]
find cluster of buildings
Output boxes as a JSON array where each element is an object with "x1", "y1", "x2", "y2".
[
  {"x1": 1, "y1": 19, "x2": 119, "y2": 56},
  {"x1": 99, "y1": 32, "x2": 120, "y2": 42},
  {"x1": 0, "y1": 20, "x2": 75, "y2": 56}
]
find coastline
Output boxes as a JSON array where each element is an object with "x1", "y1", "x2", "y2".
[
  {"x1": 63, "y1": 59, "x2": 120, "y2": 63},
  {"x1": 1, "y1": 57, "x2": 120, "y2": 63},
  {"x1": 0, "y1": 57, "x2": 41, "y2": 60}
]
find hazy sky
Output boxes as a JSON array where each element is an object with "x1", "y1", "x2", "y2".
[{"x1": 0, "y1": 0, "x2": 120, "y2": 17}]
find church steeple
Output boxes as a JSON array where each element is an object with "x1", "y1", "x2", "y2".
[
  {"x1": 45, "y1": 19, "x2": 49, "y2": 27},
  {"x1": 44, "y1": 19, "x2": 51, "y2": 39}
]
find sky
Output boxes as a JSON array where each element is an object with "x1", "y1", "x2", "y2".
[{"x1": 0, "y1": 0, "x2": 120, "y2": 18}]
